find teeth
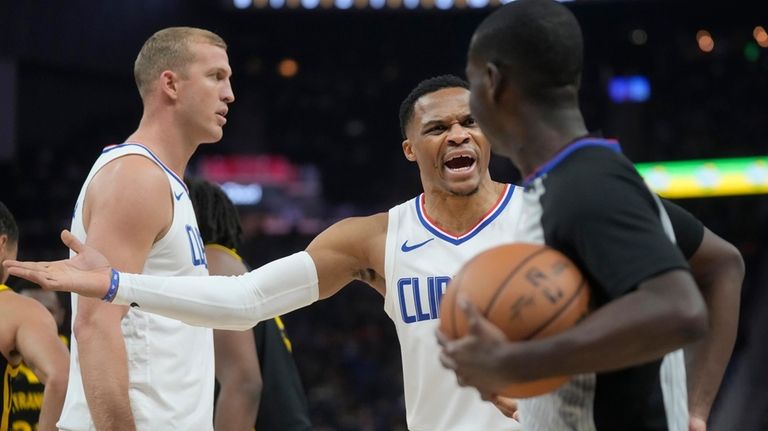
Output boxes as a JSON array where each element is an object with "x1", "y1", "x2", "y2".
[{"x1": 446, "y1": 155, "x2": 474, "y2": 162}]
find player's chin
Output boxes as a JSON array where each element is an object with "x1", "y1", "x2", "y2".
[
  {"x1": 202, "y1": 127, "x2": 225, "y2": 144},
  {"x1": 447, "y1": 180, "x2": 481, "y2": 197}
]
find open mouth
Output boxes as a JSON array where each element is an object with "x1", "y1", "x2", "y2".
[{"x1": 444, "y1": 155, "x2": 476, "y2": 172}]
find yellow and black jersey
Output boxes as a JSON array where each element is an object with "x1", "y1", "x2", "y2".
[
  {"x1": 1, "y1": 283, "x2": 20, "y2": 431},
  {"x1": 1, "y1": 353, "x2": 20, "y2": 431},
  {"x1": 7, "y1": 336, "x2": 69, "y2": 431},
  {"x1": 7, "y1": 365, "x2": 42, "y2": 431},
  {"x1": 1, "y1": 284, "x2": 71, "y2": 431},
  {"x1": 252, "y1": 317, "x2": 312, "y2": 431}
]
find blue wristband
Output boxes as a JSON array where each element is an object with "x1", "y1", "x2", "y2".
[{"x1": 102, "y1": 269, "x2": 120, "y2": 303}]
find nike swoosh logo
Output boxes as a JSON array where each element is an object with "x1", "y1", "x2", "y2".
[
  {"x1": 401, "y1": 238, "x2": 434, "y2": 252},
  {"x1": 174, "y1": 191, "x2": 184, "y2": 201}
]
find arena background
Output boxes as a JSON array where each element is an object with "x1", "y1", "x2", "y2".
[{"x1": 3, "y1": 1, "x2": 768, "y2": 429}]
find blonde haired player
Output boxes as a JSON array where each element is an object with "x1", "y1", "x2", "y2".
[{"x1": 55, "y1": 27, "x2": 233, "y2": 431}]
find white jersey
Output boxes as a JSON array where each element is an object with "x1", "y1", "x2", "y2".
[
  {"x1": 383, "y1": 184, "x2": 524, "y2": 431},
  {"x1": 60, "y1": 143, "x2": 214, "y2": 431}
]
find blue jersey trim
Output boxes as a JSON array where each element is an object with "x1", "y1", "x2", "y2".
[
  {"x1": 102, "y1": 143, "x2": 189, "y2": 193},
  {"x1": 414, "y1": 185, "x2": 515, "y2": 246},
  {"x1": 523, "y1": 138, "x2": 621, "y2": 187}
]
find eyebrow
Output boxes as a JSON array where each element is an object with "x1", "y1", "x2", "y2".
[
  {"x1": 209, "y1": 66, "x2": 233, "y2": 77},
  {"x1": 420, "y1": 113, "x2": 472, "y2": 131}
]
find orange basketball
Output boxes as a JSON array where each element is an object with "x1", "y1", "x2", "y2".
[{"x1": 439, "y1": 243, "x2": 590, "y2": 398}]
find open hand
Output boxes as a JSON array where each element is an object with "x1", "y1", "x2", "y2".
[{"x1": 3, "y1": 230, "x2": 112, "y2": 298}]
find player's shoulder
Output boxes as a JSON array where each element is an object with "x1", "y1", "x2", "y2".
[
  {"x1": 0, "y1": 290, "x2": 55, "y2": 329},
  {"x1": 89, "y1": 155, "x2": 170, "y2": 203},
  {"x1": 100, "y1": 153, "x2": 168, "y2": 180},
  {"x1": 84, "y1": 154, "x2": 173, "y2": 234}
]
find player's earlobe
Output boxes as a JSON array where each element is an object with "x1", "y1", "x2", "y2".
[
  {"x1": 402, "y1": 139, "x2": 417, "y2": 162},
  {"x1": 160, "y1": 70, "x2": 180, "y2": 100}
]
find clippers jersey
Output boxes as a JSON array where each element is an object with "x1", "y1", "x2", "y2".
[
  {"x1": 384, "y1": 184, "x2": 524, "y2": 431},
  {"x1": 61, "y1": 143, "x2": 214, "y2": 431},
  {"x1": 515, "y1": 138, "x2": 689, "y2": 431}
]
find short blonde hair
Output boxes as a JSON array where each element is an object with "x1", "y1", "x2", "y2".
[{"x1": 134, "y1": 27, "x2": 227, "y2": 98}]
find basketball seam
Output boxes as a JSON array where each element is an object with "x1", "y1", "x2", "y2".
[
  {"x1": 523, "y1": 276, "x2": 587, "y2": 341},
  {"x1": 482, "y1": 247, "x2": 551, "y2": 317}
]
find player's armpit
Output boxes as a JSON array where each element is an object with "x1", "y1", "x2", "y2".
[{"x1": 305, "y1": 213, "x2": 387, "y2": 298}]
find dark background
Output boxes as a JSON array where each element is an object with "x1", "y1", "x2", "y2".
[{"x1": 3, "y1": 1, "x2": 768, "y2": 429}]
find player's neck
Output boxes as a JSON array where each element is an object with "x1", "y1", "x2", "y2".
[
  {"x1": 422, "y1": 180, "x2": 507, "y2": 236},
  {"x1": 127, "y1": 116, "x2": 198, "y2": 178}
]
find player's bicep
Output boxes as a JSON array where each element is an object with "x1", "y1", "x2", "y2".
[
  {"x1": 84, "y1": 156, "x2": 172, "y2": 273},
  {"x1": 306, "y1": 216, "x2": 381, "y2": 298},
  {"x1": 687, "y1": 227, "x2": 744, "y2": 285}
]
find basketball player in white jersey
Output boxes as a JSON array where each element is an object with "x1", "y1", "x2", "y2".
[
  {"x1": 56, "y1": 27, "x2": 234, "y2": 431},
  {"x1": 8, "y1": 76, "x2": 522, "y2": 431}
]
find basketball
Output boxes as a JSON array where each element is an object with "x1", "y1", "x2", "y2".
[{"x1": 439, "y1": 243, "x2": 590, "y2": 398}]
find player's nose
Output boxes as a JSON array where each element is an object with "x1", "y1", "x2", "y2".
[
  {"x1": 446, "y1": 123, "x2": 471, "y2": 145},
  {"x1": 222, "y1": 80, "x2": 235, "y2": 103}
]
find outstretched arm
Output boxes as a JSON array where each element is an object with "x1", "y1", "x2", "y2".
[
  {"x1": 5, "y1": 215, "x2": 387, "y2": 330},
  {"x1": 117, "y1": 215, "x2": 386, "y2": 328},
  {"x1": 3, "y1": 232, "x2": 317, "y2": 330},
  {"x1": 115, "y1": 251, "x2": 318, "y2": 330}
]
